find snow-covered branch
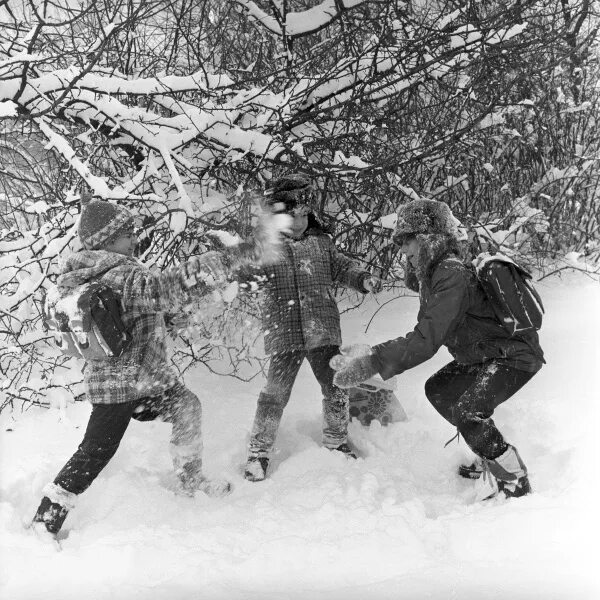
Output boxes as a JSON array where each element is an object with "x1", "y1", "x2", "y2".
[
  {"x1": 233, "y1": 0, "x2": 379, "y2": 37},
  {"x1": 1, "y1": 0, "x2": 597, "y2": 409}
]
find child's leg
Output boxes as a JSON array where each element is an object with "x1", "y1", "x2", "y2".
[
  {"x1": 54, "y1": 402, "x2": 137, "y2": 493},
  {"x1": 307, "y1": 345, "x2": 350, "y2": 449},
  {"x1": 425, "y1": 361, "x2": 535, "y2": 459},
  {"x1": 450, "y1": 363, "x2": 535, "y2": 459},
  {"x1": 248, "y1": 351, "x2": 304, "y2": 458},
  {"x1": 424, "y1": 361, "x2": 477, "y2": 426},
  {"x1": 145, "y1": 382, "x2": 203, "y2": 482},
  {"x1": 133, "y1": 384, "x2": 230, "y2": 496},
  {"x1": 33, "y1": 401, "x2": 137, "y2": 533}
]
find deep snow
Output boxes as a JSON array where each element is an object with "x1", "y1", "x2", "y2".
[{"x1": 1, "y1": 273, "x2": 598, "y2": 600}]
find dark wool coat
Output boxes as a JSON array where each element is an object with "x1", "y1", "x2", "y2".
[
  {"x1": 246, "y1": 227, "x2": 369, "y2": 355},
  {"x1": 373, "y1": 242, "x2": 544, "y2": 380},
  {"x1": 56, "y1": 250, "x2": 222, "y2": 404}
]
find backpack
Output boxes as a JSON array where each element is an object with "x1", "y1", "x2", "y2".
[
  {"x1": 472, "y1": 252, "x2": 544, "y2": 336},
  {"x1": 44, "y1": 281, "x2": 132, "y2": 360}
]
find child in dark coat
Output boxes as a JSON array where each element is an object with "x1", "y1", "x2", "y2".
[
  {"x1": 330, "y1": 199, "x2": 544, "y2": 499},
  {"x1": 242, "y1": 174, "x2": 378, "y2": 481},
  {"x1": 32, "y1": 199, "x2": 276, "y2": 536}
]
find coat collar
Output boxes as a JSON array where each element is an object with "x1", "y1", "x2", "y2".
[
  {"x1": 57, "y1": 250, "x2": 137, "y2": 289},
  {"x1": 413, "y1": 233, "x2": 460, "y2": 283}
]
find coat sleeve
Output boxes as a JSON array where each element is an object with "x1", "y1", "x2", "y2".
[
  {"x1": 372, "y1": 264, "x2": 469, "y2": 379},
  {"x1": 120, "y1": 252, "x2": 228, "y2": 313},
  {"x1": 329, "y1": 239, "x2": 369, "y2": 293}
]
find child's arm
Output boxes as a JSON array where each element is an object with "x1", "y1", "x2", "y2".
[
  {"x1": 119, "y1": 209, "x2": 287, "y2": 312},
  {"x1": 329, "y1": 240, "x2": 371, "y2": 293},
  {"x1": 373, "y1": 263, "x2": 469, "y2": 379},
  {"x1": 119, "y1": 252, "x2": 229, "y2": 313}
]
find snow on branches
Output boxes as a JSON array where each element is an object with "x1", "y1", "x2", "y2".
[{"x1": 0, "y1": 0, "x2": 597, "y2": 409}]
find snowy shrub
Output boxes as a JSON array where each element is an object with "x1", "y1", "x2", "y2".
[{"x1": 0, "y1": 0, "x2": 598, "y2": 411}]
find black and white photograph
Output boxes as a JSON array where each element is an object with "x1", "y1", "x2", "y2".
[{"x1": 1, "y1": 1, "x2": 599, "y2": 598}]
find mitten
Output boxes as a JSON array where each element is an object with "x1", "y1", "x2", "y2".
[{"x1": 330, "y1": 344, "x2": 378, "y2": 389}]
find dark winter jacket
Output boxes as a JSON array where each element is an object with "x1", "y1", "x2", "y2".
[
  {"x1": 373, "y1": 247, "x2": 544, "y2": 380},
  {"x1": 56, "y1": 249, "x2": 225, "y2": 404},
  {"x1": 242, "y1": 226, "x2": 370, "y2": 355}
]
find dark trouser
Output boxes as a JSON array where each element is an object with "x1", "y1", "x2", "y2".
[
  {"x1": 54, "y1": 382, "x2": 202, "y2": 495},
  {"x1": 248, "y1": 345, "x2": 349, "y2": 457},
  {"x1": 424, "y1": 360, "x2": 535, "y2": 459}
]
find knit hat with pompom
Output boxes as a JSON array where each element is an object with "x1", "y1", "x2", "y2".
[{"x1": 78, "y1": 199, "x2": 135, "y2": 250}]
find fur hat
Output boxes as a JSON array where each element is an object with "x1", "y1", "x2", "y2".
[
  {"x1": 393, "y1": 199, "x2": 459, "y2": 245},
  {"x1": 78, "y1": 199, "x2": 134, "y2": 250},
  {"x1": 265, "y1": 173, "x2": 312, "y2": 206}
]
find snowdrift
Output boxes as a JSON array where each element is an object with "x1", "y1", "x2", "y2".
[{"x1": 1, "y1": 273, "x2": 598, "y2": 600}]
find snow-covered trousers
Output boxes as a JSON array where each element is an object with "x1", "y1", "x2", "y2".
[
  {"x1": 53, "y1": 381, "x2": 202, "y2": 495},
  {"x1": 248, "y1": 345, "x2": 349, "y2": 458},
  {"x1": 424, "y1": 360, "x2": 536, "y2": 459}
]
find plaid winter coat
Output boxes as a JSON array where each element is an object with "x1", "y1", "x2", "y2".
[
  {"x1": 244, "y1": 228, "x2": 369, "y2": 355},
  {"x1": 56, "y1": 250, "x2": 224, "y2": 404}
]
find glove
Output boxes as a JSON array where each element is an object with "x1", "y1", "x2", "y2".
[
  {"x1": 362, "y1": 276, "x2": 383, "y2": 293},
  {"x1": 329, "y1": 344, "x2": 379, "y2": 389}
]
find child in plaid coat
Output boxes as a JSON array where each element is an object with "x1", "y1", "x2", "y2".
[
  {"x1": 243, "y1": 174, "x2": 378, "y2": 481},
  {"x1": 32, "y1": 199, "x2": 271, "y2": 536}
]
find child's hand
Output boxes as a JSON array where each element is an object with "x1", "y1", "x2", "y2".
[
  {"x1": 329, "y1": 344, "x2": 378, "y2": 389},
  {"x1": 331, "y1": 355, "x2": 378, "y2": 389},
  {"x1": 363, "y1": 276, "x2": 382, "y2": 293}
]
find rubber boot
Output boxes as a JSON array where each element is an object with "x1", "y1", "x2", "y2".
[
  {"x1": 476, "y1": 444, "x2": 531, "y2": 500},
  {"x1": 244, "y1": 456, "x2": 269, "y2": 482},
  {"x1": 176, "y1": 458, "x2": 232, "y2": 498},
  {"x1": 330, "y1": 443, "x2": 357, "y2": 459}
]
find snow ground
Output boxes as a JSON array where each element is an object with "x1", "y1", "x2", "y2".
[{"x1": 1, "y1": 273, "x2": 599, "y2": 600}]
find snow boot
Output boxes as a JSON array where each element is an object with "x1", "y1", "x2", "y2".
[
  {"x1": 244, "y1": 456, "x2": 269, "y2": 482},
  {"x1": 458, "y1": 456, "x2": 485, "y2": 479},
  {"x1": 32, "y1": 496, "x2": 69, "y2": 535},
  {"x1": 194, "y1": 478, "x2": 232, "y2": 498},
  {"x1": 476, "y1": 445, "x2": 531, "y2": 500},
  {"x1": 331, "y1": 443, "x2": 357, "y2": 459},
  {"x1": 177, "y1": 474, "x2": 232, "y2": 498},
  {"x1": 176, "y1": 459, "x2": 232, "y2": 498}
]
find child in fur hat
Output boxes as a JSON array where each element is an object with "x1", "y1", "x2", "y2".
[
  {"x1": 32, "y1": 198, "x2": 278, "y2": 536},
  {"x1": 330, "y1": 199, "x2": 544, "y2": 500},
  {"x1": 242, "y1": 174, "x2": 379, "y2": 482}
]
